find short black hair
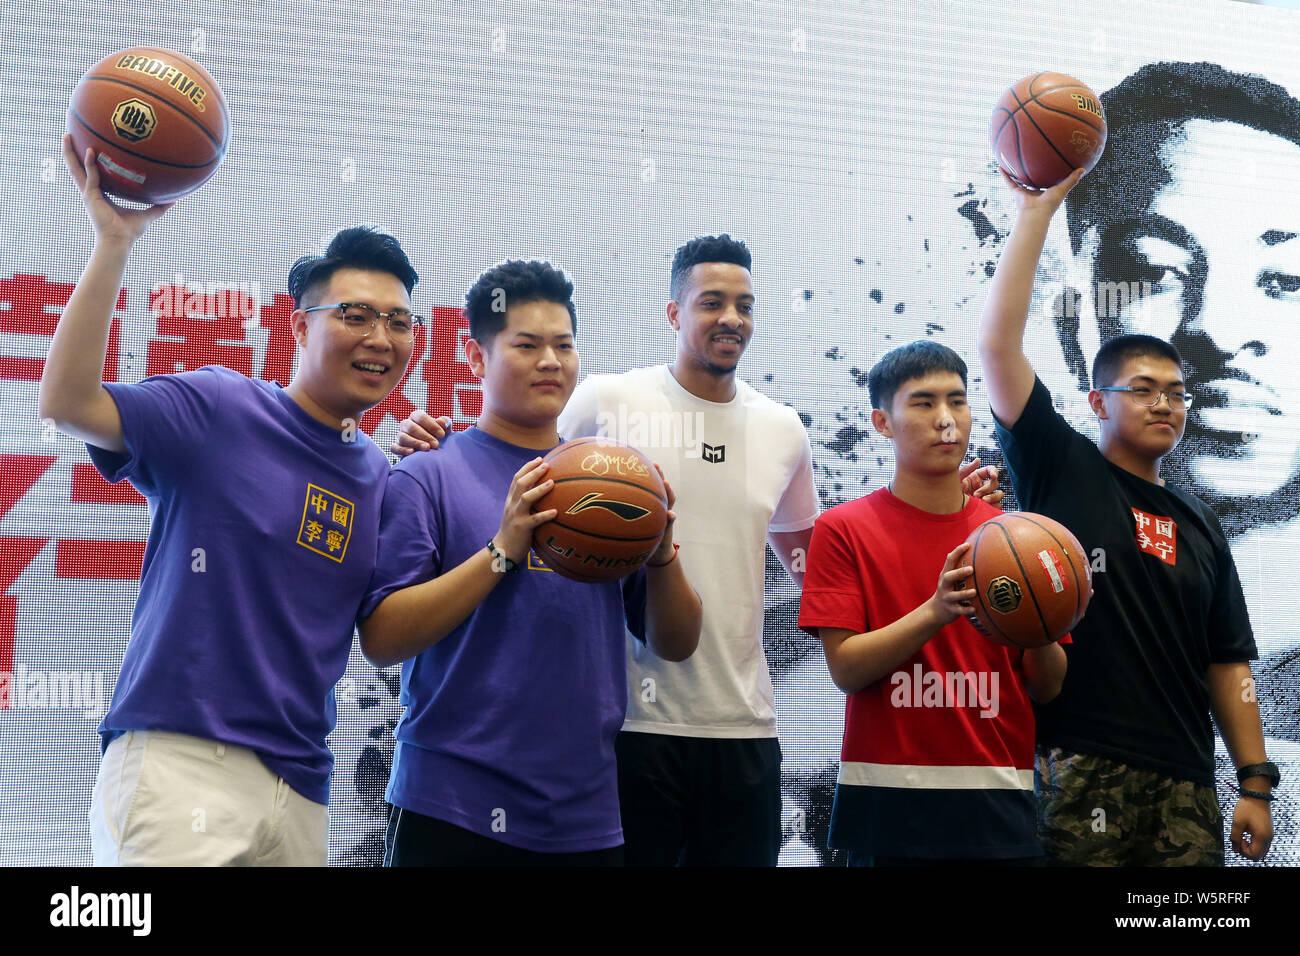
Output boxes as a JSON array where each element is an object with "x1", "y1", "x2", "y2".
[
  {"x1": 670, "y1": 234, "x2": 752, "y2": 301},
  {"x1": 287, "y1": 226, "x2": 418, "y2": 308},
  {"x1": 463, "y1": 259, "x2": 577, "y2": 345},
  {"x1": 868, "y1": 340, "x2": 968, "y2": 411},
  {"x1": 1092, "y1": 333, "x2": 1184, "y2": 389},
  {"x1": 1066, "y1": 61, "x2": 1300, "y2": 252}
]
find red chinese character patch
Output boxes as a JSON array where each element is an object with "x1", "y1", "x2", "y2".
[{"x1": 1131, "y1": 507, "x2": 1177, "y2": 565}]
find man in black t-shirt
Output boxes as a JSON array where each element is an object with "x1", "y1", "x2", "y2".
[{"x1": 977, "y1": 167, "x2": 1276, "y2": 865}]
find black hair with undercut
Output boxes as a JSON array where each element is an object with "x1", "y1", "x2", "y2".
[
  {"x1": 1065, "y1": 62, "x2": 1300, "y2": 254},
  {"x1": 868, "y1": 340, "x2": 968, "y2": 411},
  {"x1": 463, "y1": 259, "x2": 577, "y2": 345},
  {"x1": 287, "y1": 226, "x2": 418, "y2": 308},
  {"x1": 1091, "y1": 333, "x2": 1184, "y2": 389},
  {"x1": 670, "y1": 234, "x2": 753, "y2": 301}
]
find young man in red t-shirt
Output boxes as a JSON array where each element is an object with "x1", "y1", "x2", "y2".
[{"x1": 797, "y1": 340, "x2": 1068, "y2": 865}]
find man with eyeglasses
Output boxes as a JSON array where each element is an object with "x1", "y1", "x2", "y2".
[
  {"x1": 39, "y1": 138, "x2": 423, "y2": 865},
  {"x1": 979, "y1": 166, "x2": 1276, "y2": 865}
]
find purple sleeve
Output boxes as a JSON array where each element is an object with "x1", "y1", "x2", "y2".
[
  {"x1": 85, "y1": 366, "x2": 225, "y2": 495},
  {"x1": 358, "y1": 468, "x2": 443, "y2": 622}
]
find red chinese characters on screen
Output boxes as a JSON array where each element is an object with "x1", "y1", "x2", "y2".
[
  {"x1": 146, "y1": 282, "x2": 255, "y2": 377},
  {"x1": 0, "y1": 274, "x2": 125, "y2": 383},
  {"x1": 257, "y1": 292, "x2": 298, "y2": 386},
  {"x1": 260, "y1": 299, "x2": 481, "y2": 434},
  {"x1": 423, "y1": 306, "x2": 481, "y2": 430},
  {"x1": 0, "y1": 454, "x2": 146, "y2": 708}
]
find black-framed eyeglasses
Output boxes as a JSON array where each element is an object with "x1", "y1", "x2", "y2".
[
  {"x1": 302, "y1": 302, "x2": 425, "y2": 342},
  {"x1": 1097, "y1": 386, "x2": 1194, "y2": 410}
]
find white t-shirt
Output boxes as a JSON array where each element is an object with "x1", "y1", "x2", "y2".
[{"x1": 558, "y1": 364, "x2": 819, "y2": 737}]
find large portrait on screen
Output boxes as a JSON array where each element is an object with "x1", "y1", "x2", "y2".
[
  {"x1": 1057, "y1": 60, "x2": 1300, "y2": 854},
  {"x1": 765, "y1": 60, "x2": 1300, "y2": 866}
]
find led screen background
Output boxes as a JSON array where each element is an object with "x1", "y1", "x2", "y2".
[{"x1": 0, "y1": 0, "x2": 1296, "y2": 864}]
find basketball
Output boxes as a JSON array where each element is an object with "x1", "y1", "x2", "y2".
[
  {"x1": 531, "y1": 437, "x2": 669, "y2": 583},
  {"x1": 988, "y1": 72, "x2": 1107, "y2": 190},
  {"x1": 964, "y1": 512, "x2": 1091, "y2": 649},
  {"x1": 67, "y1": 47, "x2": 230, "y2": 204}
]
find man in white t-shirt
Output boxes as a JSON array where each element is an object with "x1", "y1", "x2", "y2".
[{"x1": 556, "y1": 235, "x2": 817, "y2": 865}]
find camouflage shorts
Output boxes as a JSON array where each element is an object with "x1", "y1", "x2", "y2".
[{"x1": 1035, "y1": 746, "x2": 1224, "y2": 866}]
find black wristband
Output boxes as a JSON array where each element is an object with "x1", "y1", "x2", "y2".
[
  {"x1": 1236, "y1": 761, "x2": 1280, "y2": 788},
  {"x1": 486, "y1": 538, "x2": 520, "y2": 574}
]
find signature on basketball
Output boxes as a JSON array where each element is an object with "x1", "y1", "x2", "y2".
[
  {"x1": 581, "y1": 451, "x2": 650, "y2": 478},
  {"x1": 1070, "y1": 130, "x2": 1096, "y2": 155}
]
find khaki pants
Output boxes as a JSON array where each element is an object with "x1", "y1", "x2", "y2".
[{"x1": 90, "y1": 730, "x2": 329, "y2": 866}]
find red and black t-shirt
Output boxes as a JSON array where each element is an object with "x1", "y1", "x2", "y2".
[{"x1": 799, "y1": 490, "x2": 1050, "y2": 858}]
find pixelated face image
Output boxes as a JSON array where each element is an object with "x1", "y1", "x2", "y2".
[
  {"x1": 1081, "y1": 119, "x2": 1300, "y2": 521},
  {"x1": 668, "y1": 262, "x2": 755, "y2": 376},
  {"x1": 469, "y1": 299, "x2": 578, "y2": 429}
]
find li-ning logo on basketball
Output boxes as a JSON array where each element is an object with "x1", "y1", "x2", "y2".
[
  {"x1": 111, "y1": 99, "x2": 156, "y2": 142},
  {"x1": 701, "y1": 443, "x2": 726, "y2": 464},
  {"x1": 580, "y1": 451, "x2": 649, "y2": 478},
  {"x1": 565, "y1": 492, "x2": 651, "y2": 522},
  {"x1": 986, "y1": 576, "x2": 1022, "y2": 614}
]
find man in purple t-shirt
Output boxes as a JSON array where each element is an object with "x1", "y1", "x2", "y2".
[
  {"x1": 39, "y1": 138, "x2": 423, "y2": 865},
  {"x1": 359, "y1": 259, "x2": 703, "y2": 865}
]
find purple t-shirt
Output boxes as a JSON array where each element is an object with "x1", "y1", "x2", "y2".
[
  {"x1": 87, "y1": 365, "x2": 390, "y2": 804},
  {"x1": 359, "y1": 426, "x2": 647, "y2": 854}
]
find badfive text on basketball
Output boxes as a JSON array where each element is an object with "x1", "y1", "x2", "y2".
[
  {"x1": 890, "y1": 664, "x2": 1000, "y2": 719},
  {"x1": 49, "y1": 886, "x2": 151, "y2": 936}
]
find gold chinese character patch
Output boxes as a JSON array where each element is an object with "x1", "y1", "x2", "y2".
[{"x1": 297, "y1": 483, "x2": 355, "y2": 563}]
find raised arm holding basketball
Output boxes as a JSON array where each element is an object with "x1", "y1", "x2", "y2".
[
  {"x1": 38, "y1": 137, "x2": 173, "y2": 452},
  {"x1": 978, "y1": 167, "x2": 1084, "y2": 428},
  {"x1": 981, "y1": 155, "x2": 1271, "y2": 865}
]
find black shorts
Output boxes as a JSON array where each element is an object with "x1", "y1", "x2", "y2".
[
  {"x1": 615, "y1": 731, "x2": 782, "y2": 866},
  {"x1": 383, "y1": 805, "x2": 625, "y2": 867}
]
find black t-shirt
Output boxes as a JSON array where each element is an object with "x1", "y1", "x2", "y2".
[{"x1": 994, "y1": 378, "x2": 1256, "y2": 786}]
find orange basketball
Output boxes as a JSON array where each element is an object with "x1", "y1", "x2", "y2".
[
  {"x1": 531, "y1": 438, "x2": 668, "y2": 583},
  {"x1": 67, "y1": 46, "x2": 230, "y2": 204},
  {"x1": 989, "y1": 72, "x2": 1106, "y2": 190},
  {"x1": 964, "y1": 512, "x2": 1091, "y2": 649}
]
